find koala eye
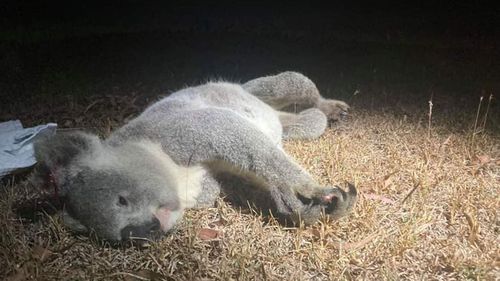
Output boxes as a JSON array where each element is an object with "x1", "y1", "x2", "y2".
[{"x1": 118, "y1": 196, "x2": 128, "y2": 207}]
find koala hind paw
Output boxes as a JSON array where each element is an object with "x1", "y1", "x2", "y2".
[{"x1": 317, "y1": 99, "x2": 350, "y2": 122}]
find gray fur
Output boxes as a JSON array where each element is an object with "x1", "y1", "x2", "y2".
[
  {"x1": 243, "y1": 71, "x2": 350, "y2": 122},
  {"x1": 31, "y1": 71, "x2": 357, "y2": 243},
  {"x1": 278, "y1": 109, "x2": 327, "y2": 140}
]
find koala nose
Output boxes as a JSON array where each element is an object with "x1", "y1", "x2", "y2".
[
  {"x1": 120, "y1": 217, "x2": 161, "y2": 241},
  {"x1": 149, "y1": 217, "x2": 161, "y2": 231}
]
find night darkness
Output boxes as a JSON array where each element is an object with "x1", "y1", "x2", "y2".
[{"x1": 1, "y1": 1, "x2": 499, "y2": 105}]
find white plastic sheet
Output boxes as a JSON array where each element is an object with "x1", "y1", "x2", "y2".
[{"x1": 0, "y1": 120, "x2": 57, "y2": 178}]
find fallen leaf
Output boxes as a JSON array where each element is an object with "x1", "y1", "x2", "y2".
[
  {"x1": 476, "y1": 154, "x2": 491, "y2": 165},
  {"x1": 363, "y1": 193, "x2": 395, "y2": 205},
  {"x1": 198, "y1": 228, "x2": 220, "y2": 240}
]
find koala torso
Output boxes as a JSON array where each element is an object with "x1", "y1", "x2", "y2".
[
  {"x1": 105, "y1": 82, "x2": 286, "y2": 209},
  {"x1": 108, "y1": 82, "x2": 284, "y2": 164}
]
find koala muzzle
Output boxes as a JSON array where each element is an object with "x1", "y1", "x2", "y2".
[{"x1": 120, "y1": 217, "x2": 161, "y2": 241}]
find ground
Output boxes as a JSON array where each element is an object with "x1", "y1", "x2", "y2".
[{"x1": 0, "y1": 29, "x2": 499, "y2": 280}]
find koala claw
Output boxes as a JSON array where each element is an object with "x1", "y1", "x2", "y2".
[
  {"x1": 317, "y1": 99, "x2": 350, "y2": 122},
  {"x1": 317, "y1": 183, "x2": 357, "y2": 219}
]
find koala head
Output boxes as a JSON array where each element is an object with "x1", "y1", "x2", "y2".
[{"x1": 31, "y1": 132, "x2": 185, "y2": 243}]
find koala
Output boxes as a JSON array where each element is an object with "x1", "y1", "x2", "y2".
[{"x1": 31, "y1": 71, "x2": 356, "y2": 243}]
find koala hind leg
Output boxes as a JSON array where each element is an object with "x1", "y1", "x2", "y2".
[
  {"x1": 279, "y1": 108, "x2": 328, "y2": 140},
  {"x1": 243, "y1": 71, "x2": 320, "y2": 109},
  {"x1": 243, "y1": 71, "x2": 350, "y2": 122}
]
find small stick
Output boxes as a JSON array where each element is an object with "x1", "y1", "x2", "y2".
[
  {"x1": 427, "y1": 92, "x2": 434, "y2": 139},
  {"x1": 481, "y1": 94, "x2": 493, "y2": 130},
  {"x1": 471, "y1": 95, "x2": 484, "y2": 149},
  {"x1": 401, "y1": 181, "x2": 420, "y2": 204}
]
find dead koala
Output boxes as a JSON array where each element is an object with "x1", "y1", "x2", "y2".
[{"x1": 31, "y1": 71, "x2": 356, "y2": 243}]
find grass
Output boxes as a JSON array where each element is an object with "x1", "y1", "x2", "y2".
[{"x1": 0, "y1": 87, "x2": 498, "y2": 280}]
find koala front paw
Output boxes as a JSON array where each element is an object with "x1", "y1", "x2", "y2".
[
  {"x1": 317, "y1": 99, "x2": 350, "y2": 122},
  {"x1": 276, "y1": 183, "x2": 357, "y2": 225},
  {"x1": 317, "y1": 183, "x2": 357, "y2": 220}
]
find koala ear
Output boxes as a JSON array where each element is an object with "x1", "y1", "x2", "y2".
[
  {"x1": 30, "y1": 131, "x2": 101, "y2": 189},
  {"x1": 33, "y1": 131, "x2": 100, "y2": 168}
]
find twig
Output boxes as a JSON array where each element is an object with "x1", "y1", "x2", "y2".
[
  {"x1": 481, "y1": 94, "x2": 493, "y2": 130},
  {"x1": 83, "y1": 99, "x2": 102, "y2": 114},
  {"x1": 401, "y1": 181, "x2": 420, "y2": 204},
  {"x1": 427, "y1": 92, "x2": 434, "y2": 139},
  {"x1": 471, "y1": 95, "x2": 484, "y2": 149}
]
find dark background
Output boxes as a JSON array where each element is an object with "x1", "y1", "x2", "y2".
[{"x1": 1, "y1": 1, "x2": 499, "y2": 117}]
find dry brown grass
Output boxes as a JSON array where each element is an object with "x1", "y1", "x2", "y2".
[{"x1": 1, "y1": 95, "x2": 499, "y2": 280}]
